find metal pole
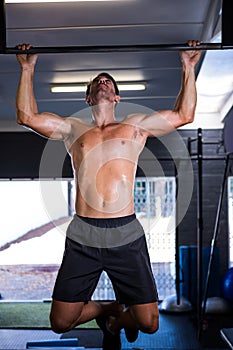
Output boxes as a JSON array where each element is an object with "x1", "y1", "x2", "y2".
[
  {"x1": 197, "y1": 128, "x2": 203, "y2": 339},
  {"x1": 0, "y1": 0, "x2": 6, "y2": 53},
  {"x1": 67, "y1": 180, "x2": 73, "y2": 217},
  {"x1": 2, "y1": 43, "x2": 231, "y2": 55},
  {"x1": 201, "y1": 153, "x2": 230, "y2": 318},
  {"x1": 175, "y1": 160, "x2": 181, "y2": 305}
]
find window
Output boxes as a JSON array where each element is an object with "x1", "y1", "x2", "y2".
[
  {"x1": 0, "y1": 177, "x2": 176, "y2": 301},
  {"x1": 0, "y1": 180, "x2": 69, "y2": 301}
]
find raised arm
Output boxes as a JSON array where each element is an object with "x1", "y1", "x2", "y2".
[
  {"x1": 126, "y1": 40, "x2": 202, "y2": 136},
  {"x1": 16, "y1": 44, "x2": 71, "y2": 140},
  {"x1": 173, "y1": 40, "x2": 202, "y2": 123}
]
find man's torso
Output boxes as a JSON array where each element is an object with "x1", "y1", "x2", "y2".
[{"x1": 65, "y1": 119, "x2": 148, "y2": 218}]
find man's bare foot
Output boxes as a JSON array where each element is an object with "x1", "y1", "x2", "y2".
[
  {"x1": 108, "y1": 312, "x2": 139, "y2": 343},
  {"x1": 124, "y1": 328, "x2": 139, "y2": 343},
  {"x1": 107, "y1": 305, "x2": 139, "y2": 343},
  {"x1": 96, "y1": 315, "x2": 121, "y2": 350}
]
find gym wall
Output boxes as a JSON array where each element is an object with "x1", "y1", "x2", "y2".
[{"x1": 0, "y1": 128, "x2": 229, "y2": 281}]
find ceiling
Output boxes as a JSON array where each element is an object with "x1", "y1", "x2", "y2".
[{"x1": 0, "y1": 0, "x2": 232, "y2": 132}]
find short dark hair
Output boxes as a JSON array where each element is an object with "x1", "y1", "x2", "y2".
[{"x1": 86, "y1": 72, "x2": 119, "y2": 96}]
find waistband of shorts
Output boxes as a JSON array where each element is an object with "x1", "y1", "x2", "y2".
[{"x1": 75, "y1": 213, "x2": 136, "y2": 228}]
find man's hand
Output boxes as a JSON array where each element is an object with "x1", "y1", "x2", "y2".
[
  {"x1": 180, "y1": 40, "x2": 202, "y2": 68},
  {"x1": 16, "y1": 43, "x2": 38, "y2": 69}
]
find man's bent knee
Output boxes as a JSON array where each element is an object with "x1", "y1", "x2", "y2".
[
  {"x1": 50, "y1": 315, "x2": 74, "y2": 334},
  {"x1": 129, "y1": 302, "x2": 159, "y2": 334},
  {"x1": 50, "y1": 300, "x2": 84, "y2": 334},
  {"x1": 138, "y1": 314, "x2": 159, "y2": 334}
]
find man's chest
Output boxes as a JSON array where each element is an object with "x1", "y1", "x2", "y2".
[{"x1": 73, "y1": 124, "x2": 145, "y2": 151}]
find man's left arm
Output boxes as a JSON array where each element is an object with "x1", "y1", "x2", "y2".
[
  {"x1": 127, "y1": 40, "x2": 202, "y2": 136},
  {"x1": 172, "y1": 40, "x2": 202, "y2": 125}
]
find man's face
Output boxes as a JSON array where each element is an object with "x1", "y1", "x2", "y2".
[{"x1": 86, "y1": 75, "x2": 120, "y2": 105}]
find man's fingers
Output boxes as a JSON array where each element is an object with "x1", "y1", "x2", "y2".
[
  {"x1": 16, "y1": 43, "x2": 32, "y2": 51},
  {"x1": 187, "y1": 40, "x2": 202, "y2": 48}
]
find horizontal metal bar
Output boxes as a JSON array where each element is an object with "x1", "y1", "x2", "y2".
[
  {"x1": 1, "y1": 42, "x2": 232, "y2": 54},
  {"x1": 202, "y1": 140, "x2": 222, "y2": 145}
]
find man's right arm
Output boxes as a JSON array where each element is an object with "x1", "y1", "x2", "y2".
[{"x1": 16, "y1": 44, "x2": 71, "y2": 140}]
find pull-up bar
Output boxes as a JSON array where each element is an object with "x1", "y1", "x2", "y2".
[
  {"x1": 1, "y1": 0, "x2": 233, "y2": 54},
  {"x1": 3, "y1": 42, "x2": 231, "y2": 55}
]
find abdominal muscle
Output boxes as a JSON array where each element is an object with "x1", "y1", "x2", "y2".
[{"x1": 75, "y1": 159, "x2": 136, "y2": 218}]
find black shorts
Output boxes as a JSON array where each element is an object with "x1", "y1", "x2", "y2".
[{"x1": 52, "y1": 214, "x2": 158, "y2": 305}]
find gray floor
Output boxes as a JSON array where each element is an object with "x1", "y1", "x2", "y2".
[
  {"x1": 0, "y1": 329, "x2": 60, "y2": 350},
  {"x1": 0, "y1": 313, "x2": 230, "y2": 350}
]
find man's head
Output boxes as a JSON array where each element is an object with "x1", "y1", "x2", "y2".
[{"x1": 86, "y1": 72, "x2": 120, "y2": 105}]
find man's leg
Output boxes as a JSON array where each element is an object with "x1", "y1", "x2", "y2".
[
  {"x1": 109, "y1": 301, "x2": 159, "y2": 338},
  {"x1": 50, "y1": 299, "x2": 123, "y2": 334}
]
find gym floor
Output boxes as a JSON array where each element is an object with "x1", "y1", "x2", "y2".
[{"x1": 0, "y1": 312, "x2": 231, "y2": 350}]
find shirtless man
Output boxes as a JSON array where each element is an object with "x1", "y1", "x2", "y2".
[{"x1": 16, "y1": 41, "x2": 202, "y2": 350}]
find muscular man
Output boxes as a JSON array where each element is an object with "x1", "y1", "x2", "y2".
[{"x1": 16, "y1": 41, "x2": 202, "y2": 350}]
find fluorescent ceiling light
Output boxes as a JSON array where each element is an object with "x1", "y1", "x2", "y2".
[
  {"x1": 6, "y1": 0, "x2": 122, "y2": 3},
  {"x1": 51, "y1": 85, "x2": 87, "y2": 93},
  {"x1": 119, "y1": 83, "x2": 146, "y2": 91},
  {"x1": 51, "y1": 83, "x2": 146, "y2": 93}
]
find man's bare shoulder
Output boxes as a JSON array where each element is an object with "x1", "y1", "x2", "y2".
[
  {"x1": 68, "y1": 116, "x2": 88, "y2": 125},
  {"x1": 122, "y1": 113, "x2": 150, "y2": 134},
  {"x1": 67, "y1": 117, "x2": 94, "y2": 131},
  {"x1": 123, "y1": 113, "x2": 147, "y2": 125},
  {"x1": 64, "y1": 117, "x2": 94, "y2": 146}
]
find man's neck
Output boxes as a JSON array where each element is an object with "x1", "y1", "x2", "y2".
[{"x1": 91, "y1": 102, "x2": 116, "y2": 127}]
